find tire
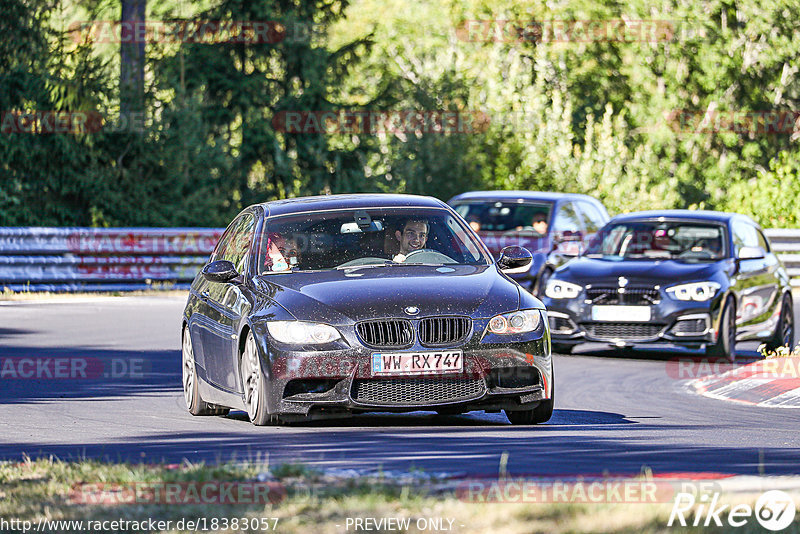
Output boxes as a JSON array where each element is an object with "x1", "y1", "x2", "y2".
[
  {"x1": 765, "y1": 293, "x2": 794, "y2": 351},
  {"x1": 240, "y1": 331, "x2": 278, "y2": 426},
  {"x1": 182, "y1": 327, "x2": 229, "y2": 416},
  {"x1": 552, "y1": 343, "x2": 574, "y2": 355},
  {"x1": 505, "y1": 368, "x2": 554, "y2": 425},
  {"x1": 533, "y1": 267, "x2": 554, "y2": 298},
  {"x1": 706, "y1": 296, "x2": 736, "y2": 362}
]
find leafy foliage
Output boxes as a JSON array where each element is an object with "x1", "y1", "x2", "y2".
[{"x1": 1, "y1": 0, "x2": 799, "y2": 226}]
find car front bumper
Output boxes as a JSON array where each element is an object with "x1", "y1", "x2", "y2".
[
  {"x1": 543, "y1": 294, "x2": 723, "y2": 350},
  {"x1": 252, "y1": 323, "x2": 552, "y2": 421}
]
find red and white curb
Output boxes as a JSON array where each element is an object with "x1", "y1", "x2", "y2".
[{"x1": 689, "y1": 357, "x2": 800, "y2": 408}]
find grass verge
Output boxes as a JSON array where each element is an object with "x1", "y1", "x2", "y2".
[{"x1": 1, "y1": 458, "x2": 798, "y2": 533}]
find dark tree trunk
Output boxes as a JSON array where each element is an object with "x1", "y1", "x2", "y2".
[{"x1": 120, "y1": 0, "x2": 146, "y2": 114}]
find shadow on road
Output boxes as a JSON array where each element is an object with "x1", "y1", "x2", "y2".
[
  {"x1": 0, "y1": 345, "x2": 180, "y2": 404},
  {"x1": 1, "y1": 417, "x2": 797, "y2": 477},
  {"x1": 564, "y1": 342, "x2": 763, "y2": 364},
  {"x1": 2, "y1": 341, "x2": 797, "y2": 478}
]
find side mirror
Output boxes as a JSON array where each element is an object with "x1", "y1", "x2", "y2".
[
  {"x1": 202, "y1": 260, "x2": 239, "y2": 283},
  {"x1": 738, "y1": 246, "x2": 765, "y2": 260},
  {"x1": 555, "y1": 230, "x2": 584, "y2": 243},
  {"x1": 498, "y1": 246, "x2": 533, "y2": 272}
]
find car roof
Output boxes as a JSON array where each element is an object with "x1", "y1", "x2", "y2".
[
  {"x1": 257, "y1": 194, "x2": 449, "y2": 217},
  {"x1": 609, "y1": 209, "x2": 758, "y2": 226},
  {"x1": 448, "y1": 190, "x2": 602, "y2": 204}
]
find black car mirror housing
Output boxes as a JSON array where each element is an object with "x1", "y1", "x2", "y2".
[
  {"x1": 498, "y1": 246, "x2": 533, "y2": 272},
  {"x1": 202, "y1": 260, "x2": 239, "y2": 283}
]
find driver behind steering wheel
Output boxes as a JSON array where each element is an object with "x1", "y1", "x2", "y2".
[{"x1": 392, "y1": 218, "x2": 429, "y2": 263}]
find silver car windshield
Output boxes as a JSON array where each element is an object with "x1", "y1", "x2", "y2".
[{"x1": 256, "y1": 207, "x2": 491, "y2": 274}]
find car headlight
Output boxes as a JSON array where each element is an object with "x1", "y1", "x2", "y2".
[
  {"x1": 544, "y1": 280, "x2": 582, "y2": 299},
  {"x1": 488, "y1": 309, "x2": 542, "y2": 334},
  {"x1": 665, "y1": 282, "x2": 721, "y2": 302},
  {"x1": 267, "y1": 321, "x2": 341, "y2": 344}
]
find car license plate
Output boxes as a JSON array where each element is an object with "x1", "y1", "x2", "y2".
[
  {"x1": 591, "y1": 305, "x2": 651, "y2": 322},
  {"x1": 371, "y1": 350, "x2": 463, "y2": 376}
]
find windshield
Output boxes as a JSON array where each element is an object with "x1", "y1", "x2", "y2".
[
  {"x1": 585, "y1": 221, "x2": 728, "y2": 261},
  {"x1": 452, "y1": 201, "x2": 553, "y2": 236},
  {"x1": 256, "y1": 207, "x2": 491, "y2": 274}
]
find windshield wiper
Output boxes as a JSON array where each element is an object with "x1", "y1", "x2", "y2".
[{"x1": 336, "y1": 261, "x2": 395, "y2": 271}]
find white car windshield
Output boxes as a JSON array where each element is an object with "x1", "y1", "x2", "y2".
[{"x1": 256, "y1": 207, "x2": 491, "y2": 274}]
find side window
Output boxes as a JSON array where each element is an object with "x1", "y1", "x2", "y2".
[
  {"x1": 446, "y1": 215, "x2": 482, "y2": 262},
  {"x1": 732, "y1": 221, "x2": 760, "y2": 253},
  {"x1": 552, "y1": 203, "x2": 582, "y2": 234},
  {"x1": 577, "y1": 202, "x2": 605, "y2": 234},
  {"x1": 211, "y1": 221, "x2": 238, "y2": 261},
  {"x1": 756, "y1": 229, "x2": 770, "y2": 252},
  {"x1": 219, "y1": 213, "x2": 256, "y2": 274}
]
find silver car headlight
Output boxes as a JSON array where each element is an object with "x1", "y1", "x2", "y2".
[
  {"x1": 267, "y1": 321, "x2": 341, "y2": 344},
  {"x1": 544, "y1": 280, "x2": 582, "y2": 299},
  {"x1": 665, "y1": 282, "x2": 720, "y2": 302},
  {"x1": 488, "y1": 309, "x2": 542, "y2": 334}
]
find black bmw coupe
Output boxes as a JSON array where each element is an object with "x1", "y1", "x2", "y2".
[
  {"x1": 542, "y1": 210, "x2": 793, "y2": 361},
  {"x1": 181, "y1": 194, "x2": 553, "y2": 425}
]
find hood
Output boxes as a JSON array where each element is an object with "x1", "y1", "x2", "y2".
[
  {"x1": 556, "y1": 257, "x2": 731, "y2": 286},
  {"x1": 254, "y1": 265, "x2": 523, "y2": 324}
]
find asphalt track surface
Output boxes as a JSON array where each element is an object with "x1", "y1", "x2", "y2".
[{"x1": 1, "y1": 296, "x2": 798, "y2": 477}]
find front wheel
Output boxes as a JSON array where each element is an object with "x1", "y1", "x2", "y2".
[
  {"x1": 505, "y1": 369, "x2": 554, "y2": 425},
  {"x1": 706, "y1": 296, "x2": 736, "y2": 362},
  {"x1": 182, "y1": 327, "x2": 229, "y2": 416},
  {"x1": 765, "y1": 293, "x2": 794, "y2": 351},
  {"x1": 240, "y1": 331, "x2": 278, "y2": 426},
  {"x1": 551, "y1": 343, "x2": 574, "y2": 355}
]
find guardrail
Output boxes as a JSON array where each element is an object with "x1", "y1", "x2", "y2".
[
  {"x1": 0, "y1": 227, "x2": 798, "y2": 292},
  {"x1": 765, "y1": 229, "x2": 800, "y2": 287},
  {"x1": 0, "y1": 227, "x2": 223, "y2": 292}
]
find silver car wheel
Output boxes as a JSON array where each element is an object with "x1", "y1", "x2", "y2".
[
  {"x1": 182, "y1": 328, "x2": 195, "y2": 409},
  {"x1": 241, "y1": 334, "x2": 261, "y2": 418}
]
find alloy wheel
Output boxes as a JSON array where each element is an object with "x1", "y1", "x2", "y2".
[
  {"x1": 182, "y1": 329, "x2": 195, "y2": 409},
  {"x1": 241, "y1": 334, "x2": 261, "y2": 418}
]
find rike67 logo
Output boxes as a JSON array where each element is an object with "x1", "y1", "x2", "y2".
[{"x1": 669, "y1": 490, "x2": 796, "y2": 531}]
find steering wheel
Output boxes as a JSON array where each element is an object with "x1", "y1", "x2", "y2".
[{"x1": 402, "y1": 249, "x2": 456, "y2": 263}]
